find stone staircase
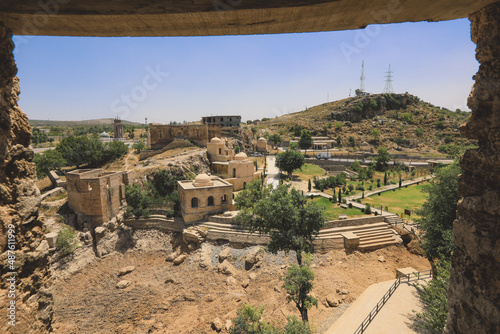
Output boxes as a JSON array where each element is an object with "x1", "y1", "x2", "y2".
[
  {"x1": 317, "y1": 222, "x2": 400, "y2": 250},
  {"x1": 201, "y1": 220, "x2": 400, "y2": 250}
]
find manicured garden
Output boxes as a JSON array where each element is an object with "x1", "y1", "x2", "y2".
[
  {"x1": 362, "y1": 183, "x2": 428, "y2": 217},
  {"x1": 310, "y1": 197, "x2": 365, "y2": 220}
]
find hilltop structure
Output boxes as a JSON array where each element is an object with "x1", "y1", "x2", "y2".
[
  {"x1": 202, "y1": 115, "x2": 241, "y2": 127},
  {"x1": 113, "y1": 118, "x2": 124, "y2": 140},
  {"x1": 148, "y1": 123, "x2": 221, "y2": 149}
]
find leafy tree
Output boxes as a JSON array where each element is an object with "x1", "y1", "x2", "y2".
[
  {"x1": 435, "y1": 121, "x2": 445, "y2": 129},
  {"x1": 236, "y1": 184, "x2": 325, "y2": 266},
  {"x1": 282, "y1": 256, "x2": 318, "y2": 322},
  {"x1": 292, "y1": 125, "x2": 303, "y2": 137},
  {"x1": 275, "y1": 149, "x2": 305, "y2": 179},
  {"x1": 235, "y1": 146, "x2": 241, "y2": 154},
  {"x1": 336, "y1": 135, "x2": 342, "y2": 146},
  {"x1": 32, "y1": 128, "x2": 50, "y2": 144},
  {"x1": 102, "y1": 140, "x2": 129, "y2": 162},
  {"x1": 394, "y1": 136, "x2": 405, "y2": 147},
  {"x1": 401, "y1": 112, "x2": 414, "y2": 124},
  {"x1": 251, "y1": 127, "x2": 258, "y2": 137},
  {"x1": 229, "y1": 304, "x2": 273, "y2": 334},
  {"x1": 289, "y1": 142, "x2": 298, "y2": 150},
  {"x1": 371, "y1": 129, "x2": 381, "y2": 143},
  {"x1": 298, "y1": 130, "x2": 313, "y2": 156},
  {"x1": 133, "y1": 140, "x2": 145, "y2": 154},
  {"x1": 338, "y1": 190, "x2": 341, "y2": 203},
  {"x1": 125, "y1": 184, "x2": 151, "y2": 218},
  {"x1": 416, "y1": 162, "x2": 461, "y2": 260},
  {"x1": 56, "y1": 226, "x2": 77, "y2": 255},
  {"x1": 149, "y1": 169, "x2": 179, "y2": 197},
  {"x1": 415, "y1": 128, "x2": 424, "y2": 137},
  {"x1": 348, "y1": 136, "x2": 356, "y2": 148},
  {"x1": 234, "y1": 180, "x2": 267, "y2": 210},
  {"x1": 414, "y1": 260, "x2": 450, "y2": 334},
  {"x1": 269, "y1": 134, "x2": 282, "y2": 148},
  {"x1": 33, "y1": 149, "x2": 66, "y2": 179},
  {"x1": 56, "y1": 135, "x2": 97, "y2": 168},
  {"x1": 374, "y1": 147, "x2": 390, "y2": 171},
  {"x1": 307, "y1": 179, "x2": 311, "y2": 192}
]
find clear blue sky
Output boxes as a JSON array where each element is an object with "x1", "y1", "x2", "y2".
[{"x1": 13, "y1": 18, "x2": 477, "y2": 124}]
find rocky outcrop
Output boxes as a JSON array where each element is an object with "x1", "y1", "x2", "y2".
[
  {"x1": 0, "y1": 22, "x2": 53, "y2": 333},
  {"x1": 445, "y1": 2, "x2": 500, "y2": 333}
]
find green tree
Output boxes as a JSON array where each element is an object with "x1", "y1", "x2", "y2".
[
  {"x1": 371, "y1": 129, "x2": 381, "y2": 143},
  {"x1": 307, "y1": 179, "x2": 311, "y2": 192},
  {"x1": 102, "y1": 140, "x2": 129, "y2": 162},
  {"x1": 236, "y1": 184, "x2": 325, "y2": 266},
  {"x1": 348, "y1": 136, "x2": 356, "y2": 148},
  {"x1": 336, "y1": 135, "x2": 342, "y2": 146},
  {"x1": 125, "y1": 184, "x2": 151, "y2": 218},
  {"x1": 33, "y1": 149, "x2": 66, "y2": 179},
  {"x1": 234, "y1": 180, "x2": 267, "y2": 209},
  {"x1": 56, "y1": 226, "x2": 77, "y2": 255},
  {"x1": 235, "y1": 145, "x2": 241, "y2": 154},
  {"x1": 394, "y1": 136, "x2": 405, "y2": 148},
  {"x1": 415, "y1": 128, "x2": 424, "y2": 136},
  {"x1": 275, "y1": 149, "x2": 305, "y2": 179},
  {"x1": 292, "y1": 125, "x2": 303, "y2": 137},
  {"x1": 298, "y1": 130, "x2": 313, "y2": 156},
  {"x1": 229, "y1": 304, "x2": 272, "y2": 334},
  {"x1": 414, "y1": 260, "x2": 450, "y2": 334},
  {"x1": 269, "y1": 134, "x2": 282, "y2": 148},
  {"x1": 384, "y1": 171, "x2": 388, "y2": 185},
  {"x1": 133, "y1": 140, "x2": 146, "y2": 154},
  {"x1": 282, "y1": 256, "x2": 318, "y2": 322},
  {"x1": 289, "y1": 142, "x2": 298, "y2": 150},
  {"x1": 32, "y1": 128, "x2": 50, "y2": 144},
  {"x1": 374, "y1": 147, "x2": 390, "y2": 171},
  {"x1": 335, "y1": 122, "x2": 343, "y2": 131},
  {"x1": 416, "y1": 162, "x2": 461, "y2": 260},
  {"x1": 251, "y1": 127, "x2": 258, "y2": 137}
]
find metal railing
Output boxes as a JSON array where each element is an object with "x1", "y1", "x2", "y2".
[{"x1": 353, "y1": 270, "x2": 432, "y2": 334}]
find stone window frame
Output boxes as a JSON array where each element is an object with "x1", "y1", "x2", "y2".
[
  {"x1": 191, "y1": 197, "x2": 199, "y2": 208},
  {"x1": 207, "y1": 196, "x2": 214, "y2": 207}
]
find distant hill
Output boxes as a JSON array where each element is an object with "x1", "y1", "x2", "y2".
[
  {"x1": 245, "y1": 93, "x2": 473, "y2": 154},
  {"x1": 29, "y1": 118, "x2": 143, "y2": 127}
]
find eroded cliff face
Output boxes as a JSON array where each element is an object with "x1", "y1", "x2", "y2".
[
  {"x1": 0, "y1": 22, "x2": 53, "y2": 333},
  {"x1": 445, "y1": 2, "x2": 500, "y2": 333}
]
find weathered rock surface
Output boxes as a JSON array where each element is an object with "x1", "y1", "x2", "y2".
[
  {"x1": 217, "y1": 260, "x2": 236, "y2": 276},
  {"x1": 445, "y1": 3, "x2": 500, "y2": 333},
  {"x1": 218, "y1": 247, "x2": 232, "y2": 262},
  {"x1": 0, "y1": 22, "x2": 52, "y2": 334},
  {"x1": 173, "y1": 254, "x2": 188, "y2": 265},
  {"x1": 211, "y1": 317, "x2": 223, "y2": 332},
  {"x1": 118, "y1": 266, "x2": 135, "y2": 276},
  {"x1": 116, "y1": 280, "x2": 132, "y2": 289}
]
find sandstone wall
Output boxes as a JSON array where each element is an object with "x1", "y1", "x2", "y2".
[
  {"x1": 445, "y1": 2, "x2": 500, "y2": 333},
  {"x1": 0, "y1": 23, "x2": 52, "y2": 333}
]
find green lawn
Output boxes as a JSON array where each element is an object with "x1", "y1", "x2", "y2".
[
  {"x1": 295, "y1": 163, "x2": 327, "y2": 180},
  {"x1": 362, "y1": 184, "x2": 428, "y2": 217},
  {"x1": 310, "y1": 197, "x2": 366, "y2": 220}
]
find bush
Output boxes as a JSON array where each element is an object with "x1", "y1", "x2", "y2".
[
  {"x1": 365, "y1": 204, "x2": 372, "y2": 215},
  {"x1": 348, "y1": 202, "x2": 353, "y2": 208},
  {"x1": 56, "y1": 226, "x2": 77, "y2": 255}
]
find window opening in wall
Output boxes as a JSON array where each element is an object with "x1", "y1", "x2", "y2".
[
  {"x1": 191, "y1": 197, "x2": 199, "y2": 208},
  {"x1": 208, "y1": 196, "x2": 214, "y2": 206},
  {"x1": 222, "y1": 194, "x2": 227, "y2": 204}
]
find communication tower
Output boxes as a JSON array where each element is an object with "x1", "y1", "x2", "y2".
[
  {"x1": 360, "y1": 60, "x2": 366, "y2": 93},
  {"x1": 383, "y1": 65, "x2": 394, "y2": 94}
]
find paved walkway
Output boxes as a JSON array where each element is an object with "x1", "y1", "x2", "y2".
[
  {"x1": 325, "y1": 278, "x2": 429, "y2": 334},
  {"x1": 265, "y1": 155, "x2": 280, "y2": 188}
]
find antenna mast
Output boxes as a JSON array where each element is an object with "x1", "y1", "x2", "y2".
[
  {"x1": 383, "y1": 64, "x2": 394, "y2": 94},
  {"x1": 360, "y1": 60, "x2": 366, "y2": 93}
]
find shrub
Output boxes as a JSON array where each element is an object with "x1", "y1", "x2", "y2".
[
  {"x1": 365, "y1": 203, "x2": 372, "y2": 214},
  {"x1": 348, "y1": 202, "x2": 353, "y2": 208},
  {"x1": 56, "y1": 226, "x2": 77, "y2": 255}
]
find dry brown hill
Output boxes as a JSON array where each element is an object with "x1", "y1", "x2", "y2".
[{"x1": 245, "y1": 93, "x2": 472, "y2": 154}]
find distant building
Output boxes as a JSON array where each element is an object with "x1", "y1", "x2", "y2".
[
  {"x1": 207, "y1": 137, "x2": 235, "y2": 162},
  {"x1": 202, "y1": 115, "x2": 241, "y2": 127},
  {"x1": 113, "y1": 118, "x2": 124, "y2": 140},
  {"x1": 290, "y1": 136, "x2": 336, "y2": 149},
  {"x1": 66, "y1": 169, "x2": 128, "y2": 225},
  {"x1": 148, "y1": 123, "x2": 221, "y2": 149},
  {"x1": 212, "y1": 152, "x2": 261, "y2": 191},
  {"x1": 177, "y1": 174, "x2": 233, "y2": 223},
  {"x1": 256, "y1": 137, "x2": 268, "y2": 152},
  {"x1": 99, "y1": 131, "x2": 112, "y2": 142}
]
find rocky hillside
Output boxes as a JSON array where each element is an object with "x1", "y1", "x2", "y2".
[{"x1": 245, "y1": 93, "x2": 473, "y2": 154}]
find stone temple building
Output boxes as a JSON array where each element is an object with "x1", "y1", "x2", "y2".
[
  {"x1": 202, "y1": 115, "x2": 241, "y2": 127},
  {"x1": 66, "y1": 169, "x2": 128, "y2": 225},
  {"x1": 207, "y1": 137, "x2": 261, "y2": 190},
  {"x1": 177, "y1": 174, "x2": 233, "y2": 223},
  {"x1": 256, "y1": 137, "x2": 268, "y2": 152},
  {"x1": 148, "y1": 123, "x2": 221, "y2": 149}
]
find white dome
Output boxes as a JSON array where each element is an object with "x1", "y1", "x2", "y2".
[
  {"x1": 99, "y1": 131, "x2": 110, "y2": 138},
  {"x1": 193, "y1": 173, "x2": 214, "y2": 187},
  {"x1": 234, "y1": 152, "x2": 248, "y2": 160},
  {"x1": 211, "y1": 137, "x2": 222, "y2": 143},
  {"x1": 257, "y1": 137, "x2": 267, "y2": 142}
]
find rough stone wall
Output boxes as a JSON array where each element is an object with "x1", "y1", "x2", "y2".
[
  {"x1": 445, "y1": 2, "x2": 500, "y2": 333},
  {"x1": 0, "y1": 22, "x2": 52, "y2": 333},
  {"x1": 149, "y1": 123, "x2": 221, "y2": 149}
]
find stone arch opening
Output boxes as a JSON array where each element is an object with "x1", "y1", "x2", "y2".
[{"x1": 191, "y1": 197, "x2": 198, "y2": 208}]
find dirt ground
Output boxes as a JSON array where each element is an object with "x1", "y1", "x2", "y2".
[{"x1": 51, "y1": 230, "x2": 430, "y2": 334}]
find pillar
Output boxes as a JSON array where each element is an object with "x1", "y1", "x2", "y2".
[
  {"x1": 0, "y1": 22, "x2": 53, "y2": 333},
  {"x1": 445, "y1": 2, "x2": 500, "y2": 333}
]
